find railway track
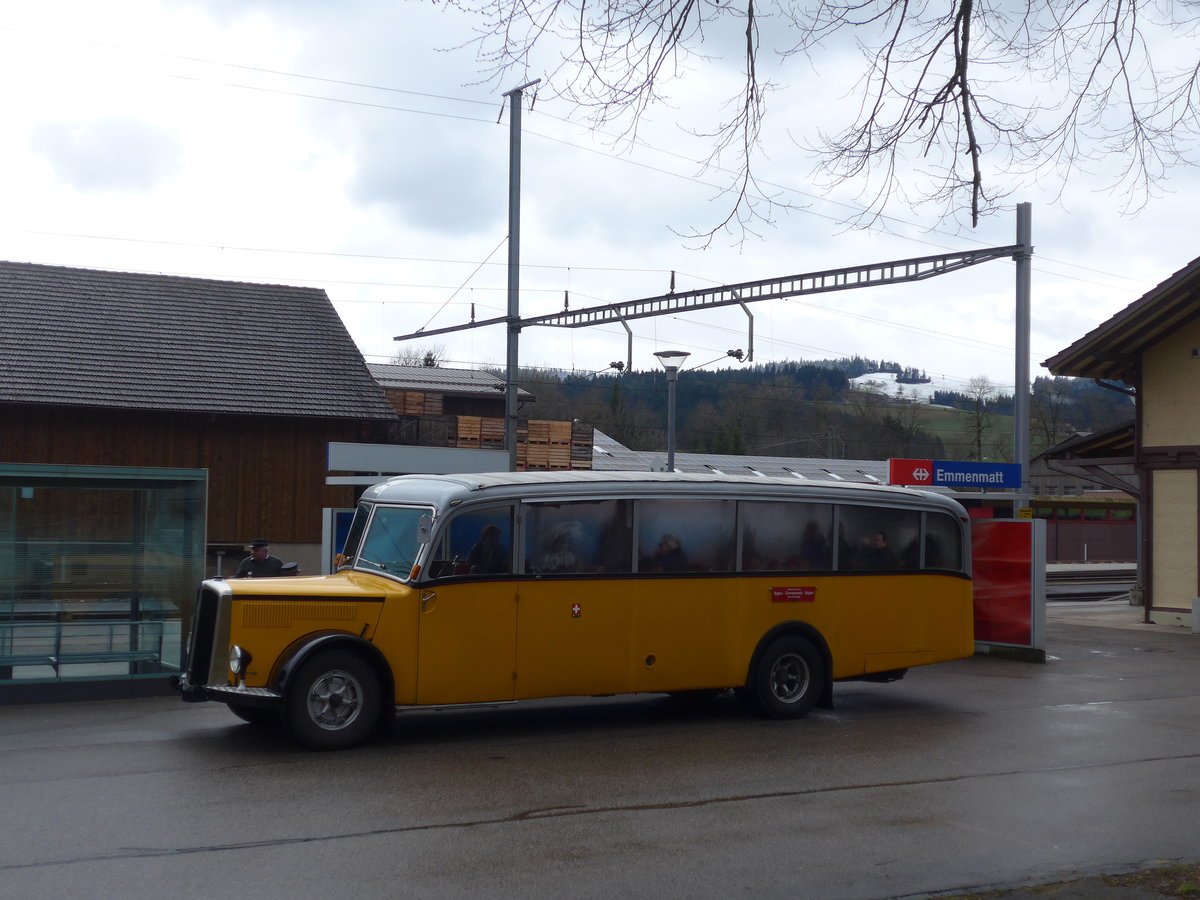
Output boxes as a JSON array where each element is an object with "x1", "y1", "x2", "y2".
[{"x1": 1046, "y1": 566, "x2": 1136, "y2": 601}]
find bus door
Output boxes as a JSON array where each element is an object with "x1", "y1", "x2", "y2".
[
  {"x1": 416, "y1": 505, "x2": 518, "y2": 705},
  {"x1": 631, "y1": 498, "x2": 741, "y2": 692},
  {"x1": 515, "y1": 499, "x2": 636, "y2": 698},
  {"x1": 835, "y1": 504, "x2": 929, "y2": 671}
]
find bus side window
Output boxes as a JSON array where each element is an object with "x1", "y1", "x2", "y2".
[
  {"x1": 836, "y1": 506, "x2": 920, "y2": 571},
  {"x1": 637, "y1": 499, "x2": 736, "y2": 572},
  {"x1": 740, "y1": 501, "x2": 832, "y2": 572},
  {"x1": 432, "y1": 506, "x2": 513, "y2": 578},
  {"x1": 923, "y1": 512, "x2": 964, "y2": 572},
  {"x1": 524, "y1": 499, "x2": 633, "y2": 575}
]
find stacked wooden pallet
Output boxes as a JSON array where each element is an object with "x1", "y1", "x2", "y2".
[
  {"x1": 385, "y1": 390, "x2": 444, "y2": 416},
  {"x1": 454, "y1": 416, "x2": 482, "y2": 448},
  {"x1": 520, "y1": 419, "x2": 587, "y2": 470},
  {"x1": 450, "y1": 416, "x2": 593, "y2": 470}
]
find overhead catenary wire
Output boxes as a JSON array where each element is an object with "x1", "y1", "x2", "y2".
[{"x1": 0, "y1": 22, "x2": 1147, "y2": 394}]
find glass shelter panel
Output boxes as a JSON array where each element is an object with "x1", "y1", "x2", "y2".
[{"x1": 0, "y1": 464, "x2": 205, "y2": 687}]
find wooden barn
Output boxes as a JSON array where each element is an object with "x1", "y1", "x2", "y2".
[
  {"x1": 0, "y1": 260, "x2": 398, "y2": 696},
  {"x1": 0, "y1": 260, "x2": 398, "y2": 565}
]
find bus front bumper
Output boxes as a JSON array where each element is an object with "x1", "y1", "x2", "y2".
[{"x1": 171, "y1": 674, "x2": 282, "y2": 707}]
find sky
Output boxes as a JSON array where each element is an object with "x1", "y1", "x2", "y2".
[{"x1": 2, "y1": 0, "x2": 1196, "y2": 399}]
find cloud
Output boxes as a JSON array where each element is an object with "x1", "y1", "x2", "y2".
[
  {"x1": 344, "y1": 117, "x2": 505, "y2": 235},
  {"x1": 29, "y1": 116, "x2": 183, "y2": 193}
]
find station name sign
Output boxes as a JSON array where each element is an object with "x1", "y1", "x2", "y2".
[{"x1": 888, "y1": 458, "x2": 1022, "y2": 490}]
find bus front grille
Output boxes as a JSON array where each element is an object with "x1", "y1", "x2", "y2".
[{"x1": 181, "y1": 585, "x2": 222, "y2": 696}]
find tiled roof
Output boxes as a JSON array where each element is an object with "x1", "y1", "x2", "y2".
[
  {"x1": 367, "y1": 363, "x2": 535, "y2": 400},
  {"x1": 0, "y1": 260, "x2": 396, "y2": 419}
]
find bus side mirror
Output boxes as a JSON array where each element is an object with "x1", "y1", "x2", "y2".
[{"x1": 418, "y1": 514, "x2": 434, "y2": 544}]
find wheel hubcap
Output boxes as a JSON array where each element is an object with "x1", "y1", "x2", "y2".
[
  {"x1": 306, "y1": 669, "x2": 363, "y2": 730},
  {"x1": 769, "y1": 652, "x2": 810, "y2": 703}
]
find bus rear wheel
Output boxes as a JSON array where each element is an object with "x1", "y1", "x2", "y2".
[
  {"x1": 746, "y1": 635, "x2": 824, "y2": 719},
  {"x1": 285, "y1": 649, "x2": 381, "y2": 750}
]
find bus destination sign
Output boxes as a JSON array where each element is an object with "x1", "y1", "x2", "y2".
[{"x1": 888, "y1": 458, "x2": 1022, "y2": 490}]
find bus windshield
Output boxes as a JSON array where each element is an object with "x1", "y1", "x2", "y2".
[{"x1": 349, "y1": 505, "x2": 429, "y2": 578}]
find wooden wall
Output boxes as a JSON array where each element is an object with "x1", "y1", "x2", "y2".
[
  {"x1": 1043, "y1": 520, "x2": 1137, "y2": 563},
  {"x1": 1, "y1": 405, "x2": 373, "y2": 544}
]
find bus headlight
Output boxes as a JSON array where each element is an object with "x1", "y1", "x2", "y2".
[{"x1": 229, "y1": 645, "x2": 252, "y2": 678}]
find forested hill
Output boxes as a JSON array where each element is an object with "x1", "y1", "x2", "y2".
[{"x1": 490, "y1": 361, "x2": 1133, "y2": 463}]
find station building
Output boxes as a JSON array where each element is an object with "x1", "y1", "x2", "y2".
[{"x1": 1045, "y1": 253, "x2": 1200, "y2": 627}]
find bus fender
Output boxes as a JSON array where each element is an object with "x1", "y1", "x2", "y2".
[
  {"x1": 747, "y1": 622, "x2": 835, "y2": 710},
  {"x1": 273, "y1": 632, "x2": 395, "y2": 706}
]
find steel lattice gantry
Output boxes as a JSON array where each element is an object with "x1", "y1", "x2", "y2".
[{"x1": 393, "y1": 245, "x2": 1024, "y2": 341}]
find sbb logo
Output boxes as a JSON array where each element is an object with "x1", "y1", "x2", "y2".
[{"x1": 888, "y1": 458, "x2": 936, "y2": 486}]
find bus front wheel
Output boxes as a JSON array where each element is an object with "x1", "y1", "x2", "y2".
[
  {"x1": 746, "y1": 636, "x2": 824, "y2": 719},
  {"x1": 285, "y1": 648, "x2": 381, "y2": 750}
]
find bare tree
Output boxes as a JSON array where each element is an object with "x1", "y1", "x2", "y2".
[
  {"x1": 1031, "y1": 376, "x2": 1075, "y2": 452},
  {"x1": 885, "y1": 389, "x2": 926, "y2": 457},
  {"x1": 450, "y1": 0, "x2": 1200, "y2": 232},
  {"x1": 963, "y1": 375, "x2": 996, "y2": 461},
  {"x1": 390, "y1": 344, "x2": 448, "y2": 367}
]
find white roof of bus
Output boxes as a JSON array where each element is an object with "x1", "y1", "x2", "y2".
[{"x1": 360, "y1": 470, "x2": 966, "y2": 514}]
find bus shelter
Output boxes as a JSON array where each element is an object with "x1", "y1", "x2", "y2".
[{"x1": 0, "y1": 463, "x2": 206, "y2": 699}]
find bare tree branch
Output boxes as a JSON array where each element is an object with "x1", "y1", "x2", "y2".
[{"x1": 445, "y1": 0, "x2": 1200, "y2": 233}]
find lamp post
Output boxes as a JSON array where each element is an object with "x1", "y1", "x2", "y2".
[{"x1": 654, "y1": 350, "x2": 690, "y2": 471}]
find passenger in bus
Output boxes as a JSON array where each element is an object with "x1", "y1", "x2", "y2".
[
  {"x1": 856, "y1": 530, "x2": 898, "y2": 570},
  {"x1": 534, "y1": 520, "x2": 586, "y2": 573},
  {"x1": 643, "y1": 534, "x2": 687, "y2": 572},
  {"x1": 467, "y1": 524, "x2": 508, "y2": 574},
  {"x1": 797, "y1": 521, "x2": 829, "y2": 570}
]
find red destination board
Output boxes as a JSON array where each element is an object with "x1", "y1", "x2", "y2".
[{"x1": 771, "y1": 586, "x2": 816, "y2": 603}]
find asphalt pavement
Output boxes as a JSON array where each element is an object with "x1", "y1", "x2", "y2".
[
  {"x1": 2, "y1": 589, "x2": 1198, "y2": 900},
  {"x1": 935, "y1": 596, "x2": 1198, "y2": 900}
]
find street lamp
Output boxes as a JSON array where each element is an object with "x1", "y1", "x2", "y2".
[{"x1": 654, "y1": 350, "x2": 691, "y2": 471}]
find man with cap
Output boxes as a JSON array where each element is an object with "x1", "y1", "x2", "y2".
[{"x1": 235, "y1": 539, "x2": 284, "y2": 578}]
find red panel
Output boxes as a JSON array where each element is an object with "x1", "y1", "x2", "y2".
[
  {"x1": 888, "y1": 458, "x2": 935, "y2": 486},
  {"x1": 771, "y1": 587, "x2": 816, "y2": 602},
  {"x1": 971, "y1": 521, "x2": 1034, "y2": 645}
]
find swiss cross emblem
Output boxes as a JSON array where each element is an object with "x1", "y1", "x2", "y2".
[
  {"x1": 912, "y1": 467, "x2": 931, "y2": 482},
  {"x1": 571, "y1": 603, "x2": 582, "y2": 618}
]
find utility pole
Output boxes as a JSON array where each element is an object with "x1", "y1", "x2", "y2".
[
  {"x1": 503, "y1": 80, "x2": 539, "y2": 471},
  {"x1": 1014, "y1": 203, "x2": 1033, "y2": 508}
]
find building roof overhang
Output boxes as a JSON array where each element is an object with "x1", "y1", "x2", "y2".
[
  {"x1": 1037, "y1": 420, "x2": 1139, "y2": 498},
  {"x1": 1043, "y1": 255, "x2": 1200, "y2": 383}
]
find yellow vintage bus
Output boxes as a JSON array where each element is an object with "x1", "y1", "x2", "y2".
[{"x1": 176, "y1": 472, "x2": 974, "y2": 749}]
